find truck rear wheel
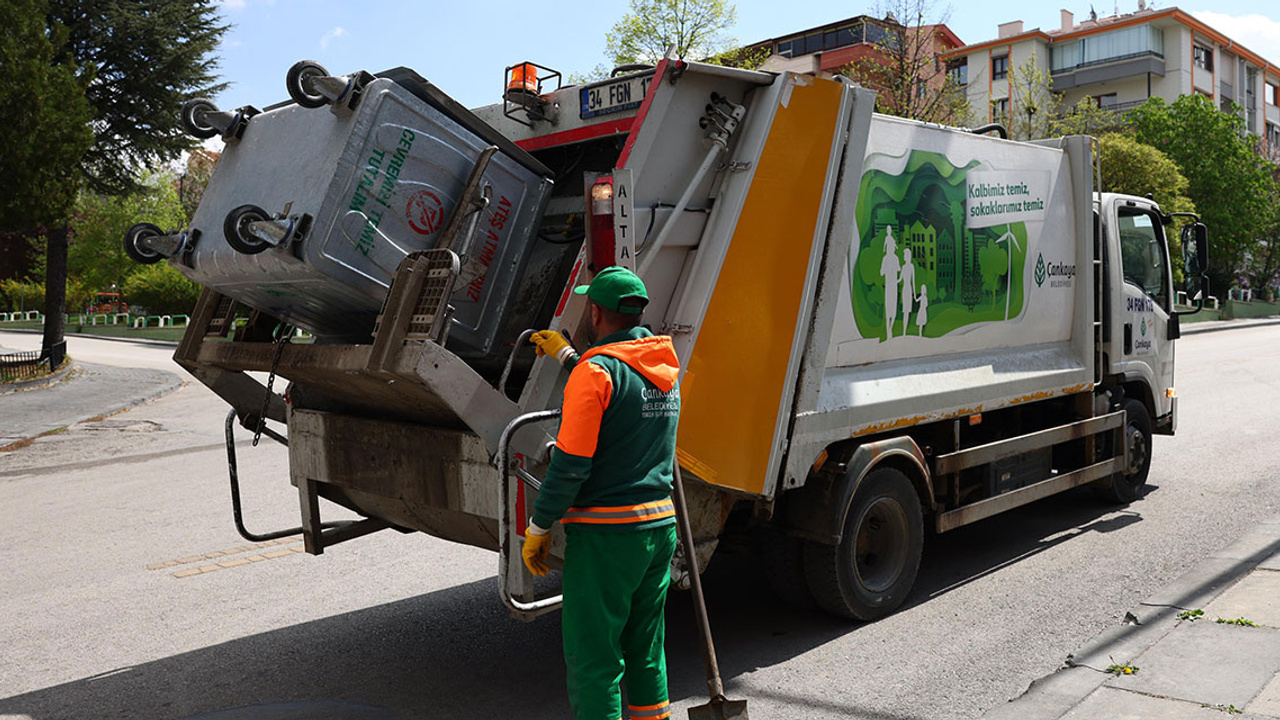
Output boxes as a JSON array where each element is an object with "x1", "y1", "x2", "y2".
[
  {"x1": 1096, "y1": 398, "x2": 1152, "y2": 503},
  {"x1": 803, "y1": 466, "x2": 922, "y2": 620}
]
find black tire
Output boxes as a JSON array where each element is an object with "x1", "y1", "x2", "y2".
[
  {"x1": 223, "y1": 204, "x2": 271, "y2": 254},
  {"x1": 804, "y1": 466, "x2": 923, "y2": 621},
  {"x1": 286, "y1": 60, "x2": 330, "y2": 108},
  {"x1": 1096, "y1": 397, "x2": 1152, "y2": 503},
  {"x1": 760, "y1": 530, "x2": 816, "y2": 610},
  {"x1": 181, "y1": 98, "x2": 219, "y2": 139},
  {"x1": 123, "y1": 223, "x2": 165, "y2": 264}
]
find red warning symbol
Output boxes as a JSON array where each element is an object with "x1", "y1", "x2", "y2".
[{"x1": 406, "y1": 189, "x2": 444, "y2": 236}]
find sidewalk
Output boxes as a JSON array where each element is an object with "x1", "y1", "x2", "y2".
[
  {"x1": 984, "y1": 517, "x2": 1280, "y2": 719},
  {"x1": 0, "y1": 361, "x2": 183, "y2": 446},
  {"x1": 1181, "y1": 316, "x2": 1280, "y2": 335}
]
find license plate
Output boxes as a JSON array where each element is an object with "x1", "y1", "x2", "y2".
[{"x1": 580, "y1": 75, "x2": 653, "y2": 119}]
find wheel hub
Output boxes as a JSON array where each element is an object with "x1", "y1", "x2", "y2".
[
  {"x1": 853, "y1": 497, "x2": 909, "y2": 593},
  {"x1": 1126, "y1": 424, "x2": 1147, "y2": 476}
]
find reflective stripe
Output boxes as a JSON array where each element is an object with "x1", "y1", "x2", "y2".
[
  {"x1": 561, "y1": 499, "x2": 675, "y2": 525},
  {"x1": 628, "y1": 700, "x2": 671, "y2": 718}
]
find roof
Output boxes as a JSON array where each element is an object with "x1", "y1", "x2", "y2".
[
  {"x1": 941, "y1": 7, "x2": 1279, "y2": 71},
  {"x1": 744, "y1": 14, "x2": 964, "y2": 53}
]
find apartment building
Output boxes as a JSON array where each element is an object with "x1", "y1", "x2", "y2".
[
  {"x1": 942, "y1": 6, "x2": 1280, "y2": 150},
  {"x1": 745, "y1": 15, "x2": 964, "y2": 106}
]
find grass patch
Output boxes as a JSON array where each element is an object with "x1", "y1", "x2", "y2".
[
  {"x1": 0, "y1": 322, "x2": 185, "y2": 342},
  {"x1": 0, "y1": 425, "x2": 68, "y2": 453},
  {"x1": 1178, "y1": 609, "x2": 1205, "y2": 621},
  {"x1": 1216, "y1": 617, "x2": 1257, "y2": 627}
]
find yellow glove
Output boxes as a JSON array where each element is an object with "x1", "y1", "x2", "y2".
[
  {"x1": 522, "y1": 525, "x2": 551, "y2": 576},
  {"x1": 530, "y1": 330, "x2": 576, "y2": 366}
]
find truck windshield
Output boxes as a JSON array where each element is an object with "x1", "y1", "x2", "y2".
[{"x1": 1118, "y1": 208, "x2": 1168, "y2": 309}]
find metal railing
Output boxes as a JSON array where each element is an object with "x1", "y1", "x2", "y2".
[{"x1": 0, "y1": 350, "x2": 48, "y2": 383}]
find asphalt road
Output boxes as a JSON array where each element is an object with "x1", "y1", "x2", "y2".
[{"x1": 0, "y1": 327, "x2": 1277, "y2": 720}]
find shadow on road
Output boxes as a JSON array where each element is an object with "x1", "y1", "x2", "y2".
[{"x1": 0, "y1": 486, "x2": 1147, "y2": 720}]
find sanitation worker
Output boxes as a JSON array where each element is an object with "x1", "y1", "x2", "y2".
[{"x1": 523, "y1": 266, "x2": 681, "y2": 720}]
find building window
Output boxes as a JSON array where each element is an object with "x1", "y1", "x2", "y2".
[
  {"x1": 947, "y1": 58, "x2": 968, "y2": 86},
  {"x1": 1267, "y1": 82, "x2": 1278, "y2": 106},
  {"x1": 1194, "y1": 44, "x2": 1213, "y2": 72},
  {"x1": 776, "y1": 22, "x2": 870, "y2": 58},
  {"x1": 992, "y1": 97, "x2": 1009, "y2": 122},
  {"x1": 1268, "y1": 122, "x2": 1280, "y2": 147},
  {"x1": 1049, "y1": 25, "x2": 1163, "y2": 73},
  {"x1": 1092, "y1": 93, "x2": 1119, "y2": 109},
  {"x1": 992, "y1": 55, "x2": 1009, "y2": 81}
]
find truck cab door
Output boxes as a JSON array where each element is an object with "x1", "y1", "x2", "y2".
[{"x1": 1108, "y1": 199, "x2": 1176, "y2": 426}]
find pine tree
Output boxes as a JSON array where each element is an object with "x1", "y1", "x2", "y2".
[{"x1": 27, "y1": 0, "x2": 229, "y2": 357}]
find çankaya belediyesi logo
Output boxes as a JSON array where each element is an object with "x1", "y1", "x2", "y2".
[{"x1": 1035, "y1": 252, "x2": 1077, "y2": 289}]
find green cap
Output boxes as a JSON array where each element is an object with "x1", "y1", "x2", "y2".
[{"x1": 573, "y1": 266, "x2": 649, "y2": 314}]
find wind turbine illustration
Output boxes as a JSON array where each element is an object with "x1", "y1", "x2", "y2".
[{"x1": 993, "y1": 223, "x2": 1022, "y2": 320}]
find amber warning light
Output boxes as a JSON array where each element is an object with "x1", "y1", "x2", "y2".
[{"x1": 506, "y1": 62, "x2": 538, "y2": 101}]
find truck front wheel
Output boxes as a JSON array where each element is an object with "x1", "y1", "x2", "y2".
[
  {"x1": 1096, "y1": 398, "x2": 1152, "y2": 503},
  {"x1": 803, "y1": 467, "x2": 923, "y2": 620}
]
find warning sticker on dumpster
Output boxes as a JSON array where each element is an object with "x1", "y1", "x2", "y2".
[
  {"x1": 966, "y1": 171, "x2": 1050, "y2": 229},
  {"x1": 406, "y1": 189, "x2": 445, "y2": 236}
]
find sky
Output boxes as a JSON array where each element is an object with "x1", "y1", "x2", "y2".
[{"x1": 206, "y1": 0, "x2": 1280, "y2": 116}]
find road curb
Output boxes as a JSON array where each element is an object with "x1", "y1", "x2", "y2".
[
  {"x1": 0, "y1": 365, "x2": 186, "y2": 450},
  {"x1": 1181, "y1": 317, "x2": 1280, "y2": 335},
  {"x1": 0, "y1": 359, "x2": 76, "y2": 396},
  {"x1": 981, "y1": 516, "x2": 1280, "y2": 719},
  {"x1": 0, "y1": 326, "x2": 180, "y2": 347}
]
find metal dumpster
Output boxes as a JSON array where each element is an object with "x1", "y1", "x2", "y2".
[{"x1": 178, "y1": 67, "x2": 554, "y2": 355}]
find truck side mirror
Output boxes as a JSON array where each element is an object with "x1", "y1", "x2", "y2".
[{"x1": 1181, "y1": 222, "x2": 1208, "y2": 279}]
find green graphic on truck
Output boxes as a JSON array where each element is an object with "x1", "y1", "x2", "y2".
[{"x1": 851, "y1": 150, "x2": 1034, "y2": 342}]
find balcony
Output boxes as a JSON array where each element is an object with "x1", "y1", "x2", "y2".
[
  {"x1": 1051, "y1": 52, "x2": 1165, "y2": 90},
  {"x1": 1050, "y1": 24, "x2": 1165, "y2": 90}
]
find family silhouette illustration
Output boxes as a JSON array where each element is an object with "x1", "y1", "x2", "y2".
[{"x1": 880, "y1": 227, "x2": 929, "y2": 339}]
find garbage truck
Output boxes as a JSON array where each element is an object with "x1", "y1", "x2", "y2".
[{"x1": 125, "y1": 53, "x2": 1210, "y2": 621}]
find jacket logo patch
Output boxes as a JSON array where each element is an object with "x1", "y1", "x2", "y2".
[{"x1": 640, "y1": 386, "x2": 679, "y2": 419}]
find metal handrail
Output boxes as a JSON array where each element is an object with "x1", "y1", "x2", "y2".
[
  {"x1": 498, "y1": 329, "x2": 537, "y2": 398},
  {"x1": 497, "y1": 409, "x2": 563, "y2": 615},
  {"x1": 223, "y1": 409, "x2": 351, "y2": 543}
]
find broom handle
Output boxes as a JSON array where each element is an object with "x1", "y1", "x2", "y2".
[{"x1": 671, "y1": 462, "x2": 726, "y2": 699}]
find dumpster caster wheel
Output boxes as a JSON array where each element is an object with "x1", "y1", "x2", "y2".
[
  {"x1": 223, "y1": 204, "x2": 271, "y2": 254},
  {"x1": 123, "y1": 223, "x2": 165, "y2": 264},
  {"x1": 287, "y1": 60, "x2": 330, "y2": 108},
  {"x1": 181, "y1": 98, "x2": 220, "y2": 139}
]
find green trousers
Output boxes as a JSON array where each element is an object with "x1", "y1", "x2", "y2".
[{"x1": 562, "y1": 523, "x2": 678, "y2": 720}]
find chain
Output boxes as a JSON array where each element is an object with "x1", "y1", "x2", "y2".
[{"x1": 253, "y1": 323, "x2": 293, "y2": 447}]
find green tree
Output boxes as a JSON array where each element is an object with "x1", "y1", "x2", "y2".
[
  {"x1": 0, "y1": 0, "x2": 93, "y2": 235},
  {"x1": 0, "y1": 0, "x2": 94, "y2": 361},
  {"x1": 69, "y1": 172, "x2": 187, "y2": 297},
  {"x1": 122, "y1": 262, "x2": 201, "y2": 315},
  {"x1": 1097, "y1": 133, "x2": 1196, "y2": 285},
  {"x1": 1001, "y1": 54, "x2": 1063, "y2": 141},
  {"x1": 605, "y1": 0, "x2": 740, "y2": 67},
  {"x1": 51, "y1": 0, "x2": 229, "y2": 196},
  {"x1": 842, "y1": 0, "x2": 969, "y2": 124},
  {"x1": 1128, "y1": 95, "x2": 1277, "y2": 292},
  {"x1": 1052, "y1": 97, "x2": 1126, "y2": 137},
  {"x1": 177, "y1": 148, "x2": 220, "y2": 222},
  {"x1": 22, "y1": 0, "x2": 228, "y2": 357}
]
